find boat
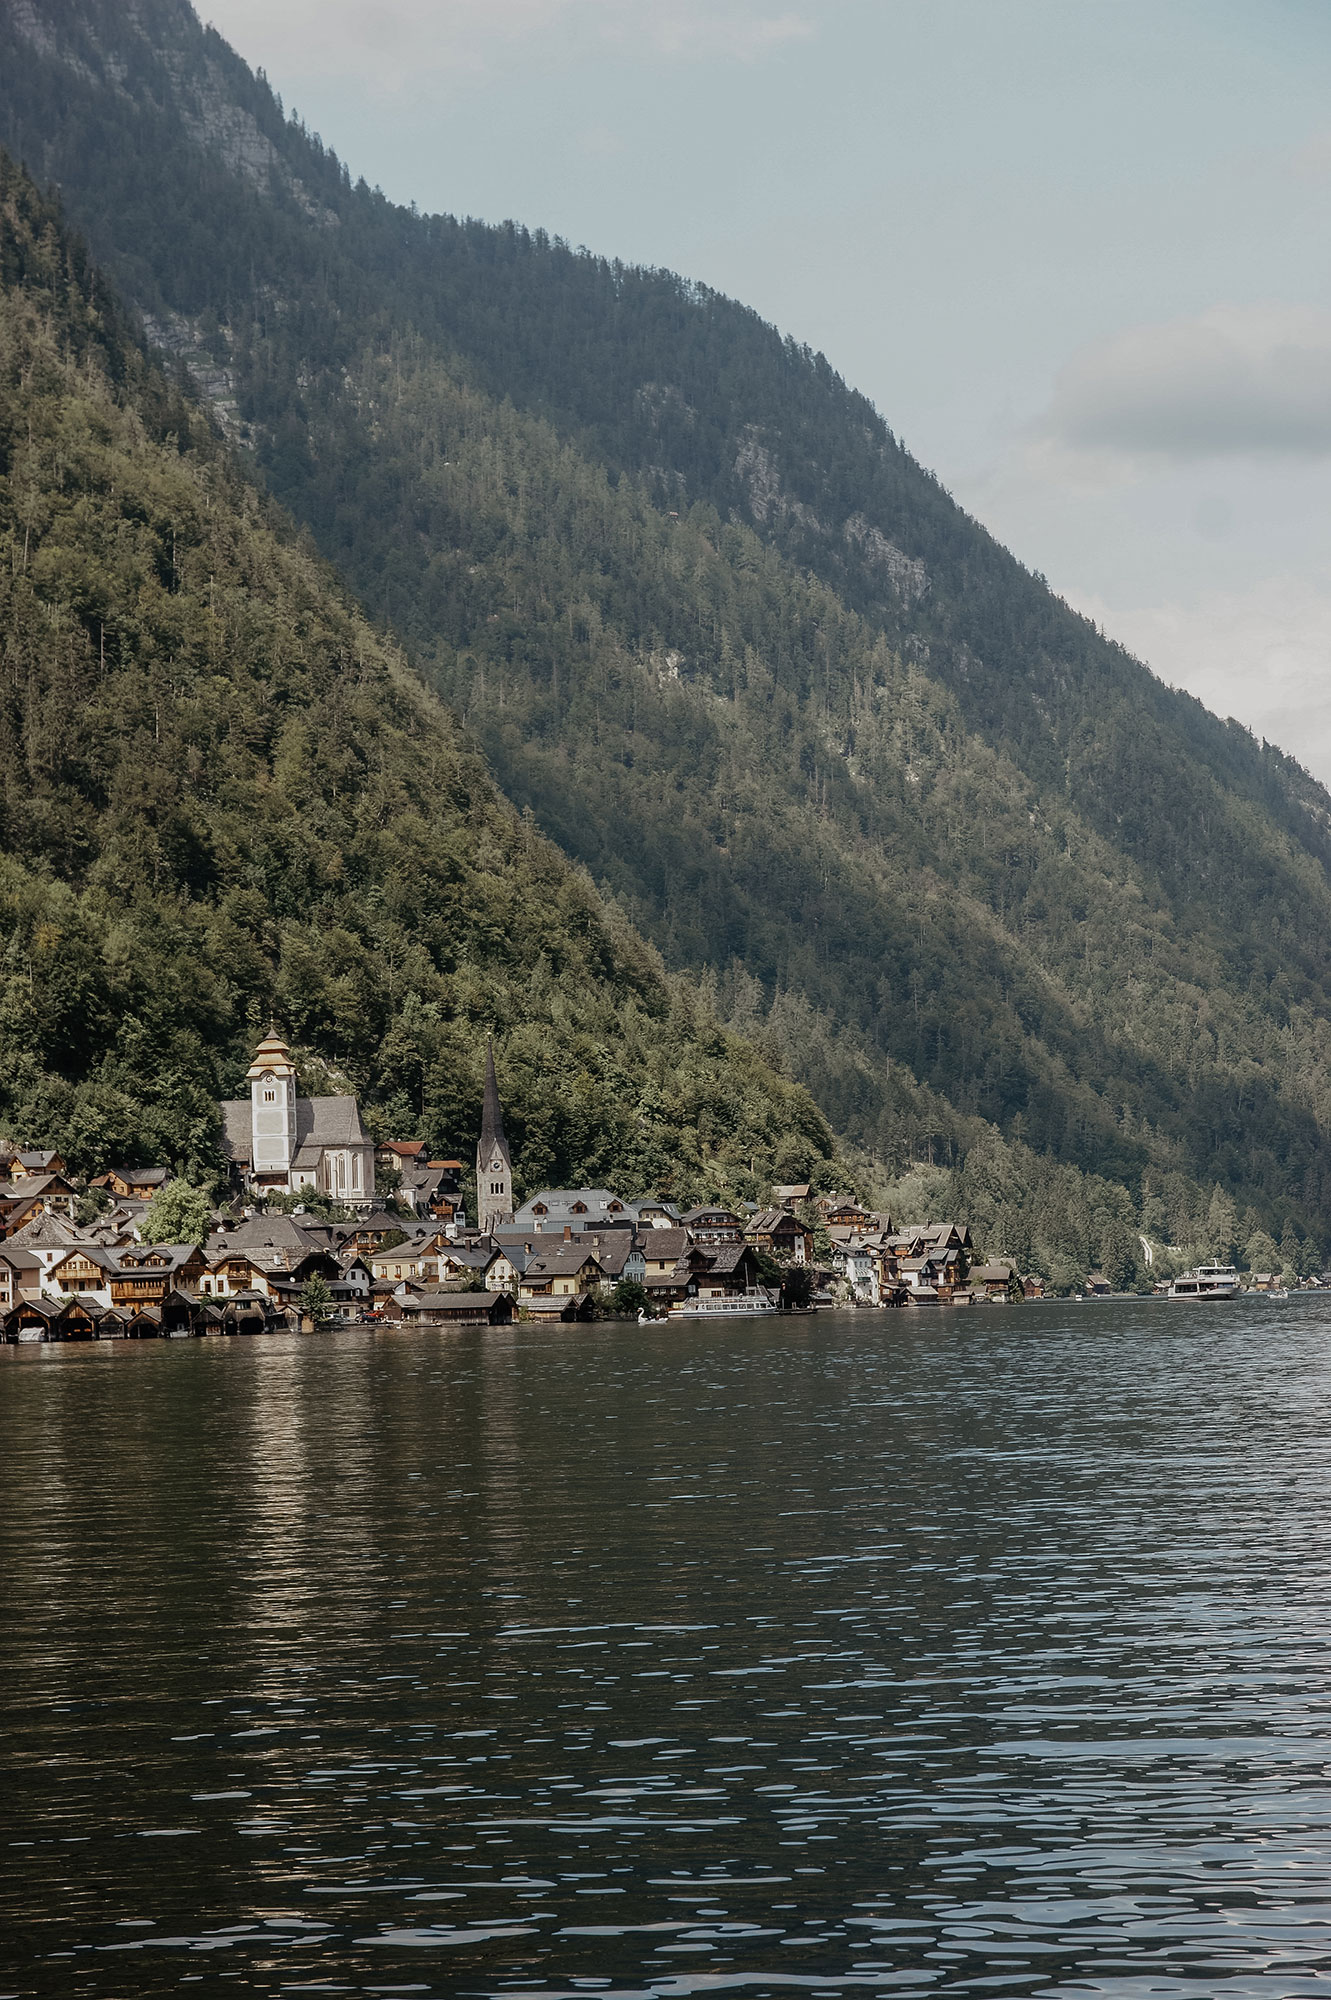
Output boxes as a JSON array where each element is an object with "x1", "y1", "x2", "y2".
[
  {"x1": 1167, "y1": 1264, "x2": 1240, "y2": 1300},
  {"x1": 670, "y1": 1292, "x2": 778, "y2": 1318}
]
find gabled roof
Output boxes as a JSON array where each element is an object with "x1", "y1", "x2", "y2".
[
  {"x1": 639, "y1": 1227, "x2": 691, "y2": 1260},
  {"x1": 118, "y1": 1242, "x2": 205, "y2": 1271},
  {"x1": 514, "y1": 1188, "x2": 635, "y2": 1225},
  {"x1": 5, "y1": 1213, "x2": 81, "y2": 1248},
  {"x1": 702, "y1": 1242, "x2": 756, "y2": 1275},
  {"x1": 48, "y1": 1245, "x2": 121, "y2": 1276},
  {"x1": 522, "y1": 1243, "x2": 606, "y2": 1280}
]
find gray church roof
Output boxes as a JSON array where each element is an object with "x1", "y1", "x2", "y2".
[{"x1": 220, "y1": 1093, "x2": 370, "y2": 1170}]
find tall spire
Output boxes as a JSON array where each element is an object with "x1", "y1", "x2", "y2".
[
  {"x1": 479, "y1": 1036, "x2": 509, "y2": 1162},
  {"x1": 476, "y1": 1036, "x2": 513, "y2": 1234}
]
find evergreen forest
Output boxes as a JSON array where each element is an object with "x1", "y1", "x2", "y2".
[{"x1": 3, "y1": 0, "x2": 1331, "y2": 1281}]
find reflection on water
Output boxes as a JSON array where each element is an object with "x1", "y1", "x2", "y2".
[{"x1": 4, "y1": 1301, "x2": 1331, "y2": 1997}]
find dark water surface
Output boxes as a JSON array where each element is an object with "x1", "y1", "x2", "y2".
[{"x1": 4, "y1": 1301, "x2": 1331, "y2": 1999}]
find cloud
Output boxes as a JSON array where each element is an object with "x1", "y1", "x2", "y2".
[
  {"x1": 1039, "y1": 304, "x2": 1331, "y2": 464},
  {"x1": 204, "y1": 1, "x2": 812, "y2": 94}
]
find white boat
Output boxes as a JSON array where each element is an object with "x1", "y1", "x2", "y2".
[
  {"x1": 670, "y1": 1292, "x2": 777, "y2": 1318},
  {"x1": 1167, "y1": 1264, "x2": 1240, "y2": 1300}
]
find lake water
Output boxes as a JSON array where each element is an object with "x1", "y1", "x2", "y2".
[{"x1": 4, "y1": 1300, "x2": 1331, "y2": 1999}]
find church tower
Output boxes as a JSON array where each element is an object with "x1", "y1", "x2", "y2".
[
  {"x1": 247, "y1": 1029, "x2": 298, "y2": 1186},
  {"x1": 476, "y1": 1038, "x2": 513, "y2": 1234}
]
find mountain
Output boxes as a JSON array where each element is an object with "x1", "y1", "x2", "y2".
[
  {"x1": 4, "y1": 0, "x2": 1331, "y2": 1267},
  {"x1": 0, "y1": 153, "x2": 836, "y2": 1201}
]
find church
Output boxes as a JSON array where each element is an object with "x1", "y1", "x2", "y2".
[
  {"x1": 476, "y1": 1039, "x2": 513, "y2": 1233},
  {"x1": 220, "y1": 1031, "x2": 376, "y2": 1211}
]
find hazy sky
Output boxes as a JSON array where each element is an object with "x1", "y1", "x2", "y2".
[{"x1": 203, "y1": 0, "x2": 1331, "y2": 779}]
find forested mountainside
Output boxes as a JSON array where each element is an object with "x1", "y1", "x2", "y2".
[
  {"x1": 0, "y1": 157, "x2": 836, "y2": 1199},
  {"x1": 5, "y1": 0, "x2": 1331, "y2": 1257}
]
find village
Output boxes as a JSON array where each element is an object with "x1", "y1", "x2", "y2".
[{"x1": 0, "y1": 1034, "x2": 1030, "y2": 1342}]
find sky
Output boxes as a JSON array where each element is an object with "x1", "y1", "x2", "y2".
[{"x1": 201, "y1": 0, "x2": 1331, "y2": 779}]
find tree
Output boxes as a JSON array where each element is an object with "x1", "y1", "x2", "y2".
[
  {"x1": 611, "y1": 1277, "x2": 654, "y2": 1319},
  {"x1": 299, "y1": 1273, "x2": 334, "y2": 1325},
  {"x1": 75, "y1": 1183, "x2": 112, "y2": 1226},
  {"x1": 1206, "y1": 1185, "x2": 1240, "y2": 1263},
  {"x1": 781, "y1": 1264, "x2": 815, "y2": 1310},
  {"x1": 141, "y1": 1178, "x2": 213, "y2": 1246},
  {"x1": 265, "y1": 1188, "x2": 352, "y2": 1221},
  {"x1": 1245, "y1": 1228, "x2": 1279, "y2": 1274}
]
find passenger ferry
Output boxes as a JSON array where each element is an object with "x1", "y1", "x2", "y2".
[
  {"x1": 1167, "y1": 1264, "x2": 1240, "y2": 1300},
  {"x1": 670, "y1": 1291, "x2": 778, "y2": 1318}
]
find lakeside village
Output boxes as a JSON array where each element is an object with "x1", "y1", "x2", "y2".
[{"x1": 0, "y1": 1034, "x2": 1308, "y2": 1343}]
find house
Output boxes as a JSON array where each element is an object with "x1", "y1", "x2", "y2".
[
  {"x1": 110, "y1": 1244, "x2": 208, "y2": 1311},
  {"x1": 518, "y1": 1243, "x2": 607, "y2": 1301},
  {"x1": 839, "y1": 1239, "x2": 882, "y2": 1305},
  {"x1": 819, "y1": 1195, "x2": 874, "y2": 1229},
  {"x1": 691, "y1": 1241, "x2": 766, "y2": 1301},
  {"x1": 746, "y1": 1208, "x2": 811, "y2": 1265},
  {"x1": 679, "y1": 1206, "x2": 744, "y2": 1244},
  {"x1": 332, "y1": 1210, "x2": 414, "y2": 1252},
  {"x1": 367, "y1": 1234, "x2": 495, "y2": 1289},
  {"x1": 522, "y1": 1292, "x2": 598, "y2": 1321},
  {"x1": 970, "y1": 1259, "x2": 1018, "y2": 1300},
  {"x1": 638, "y1": 1228, "x2": 692, "y2": 1285},
  {"x1": 219, "y1": 1030, "x2": 376, "y2": 1210},
  {"x1": 1084, "y1": 1271, "x2": 1112, "y2": 1295},
  {"x1": 5, "y1": 1149, "x2": 67, "y2": 1179},
  {"x1": 44, "y1": 1245, "x2": 120, "y2": 1306},
  {"x1": 92, "y1": 1166, "x2": 173, "y2": 1201},
  {"x1": 514, "y1": 1188, "x2": 637, "y2": 1232},
  {"x1": 0, "y1": 1172, "x2": 79, "y2": 1231},
  {"x1": 919, "y1": 1222, "x2": 972, "y2": 1255},
  {"x1": 773, "y1": 1183, "x2": 811, "y2": 1207},
  {"x1": 393, "y1": 1290, "x2": 515, "y2": 1328},
  {"x1": 0, "y1": 1246, "x2": 41, "y2": 1311},
  {"x1": 634, "y1": 1199, "x2": 680, "y2": 1229}
]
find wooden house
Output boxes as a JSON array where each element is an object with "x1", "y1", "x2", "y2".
[
  {"x1": 92, "y1": 1165, "x2": 172, "y2": 1201},
  {"x1": 746, "y1": 1208, "x2": 811, "y2": 1265},
  {"x1": 393, "y1": 1290, "x2": 514, "y2": 1327},
  {"x1": 110, "y1": 1244, "x2": 208, "y2": 1310}
]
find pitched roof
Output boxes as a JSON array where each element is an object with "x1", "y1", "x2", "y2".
[
  {"x1": 5, "y1": 1213, "x2": 81, "y2": 1247},
  {"x1": 639, "y1": 1228, "x2": 691, "y2": 1260},
  {"x1": 207, "y1": 1213, "x2": 323, "y2": 1257},
  {"x1": 399, "y1": 1290, "x2": 497, "y2": 1311},
  {"x1": 219, "y1": 1092, "x2": 370, "y2": 1168},
  {"x1": 514, "y1": 1188, "x2": 635, "y2": 1225},
  {"x1": 523, "y1": 1244, "x2": 605, "y2": 1279}
]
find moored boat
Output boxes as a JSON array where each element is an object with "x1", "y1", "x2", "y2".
[
  {"x1": 1167, "y1": 1264, "x2": 1239, "y2": 1300},
  {"x1": 669, "y1": 1291, "x2": 778, "y2": 1318}
]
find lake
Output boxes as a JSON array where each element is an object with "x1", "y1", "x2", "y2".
[{"x1": 3, "y1": 1299, "x2": 1331, "y2": 1998}]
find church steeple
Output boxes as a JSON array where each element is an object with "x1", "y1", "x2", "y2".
[{"x1": 476, "y1": 1038, "x2": 512, "y2": 1233}]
